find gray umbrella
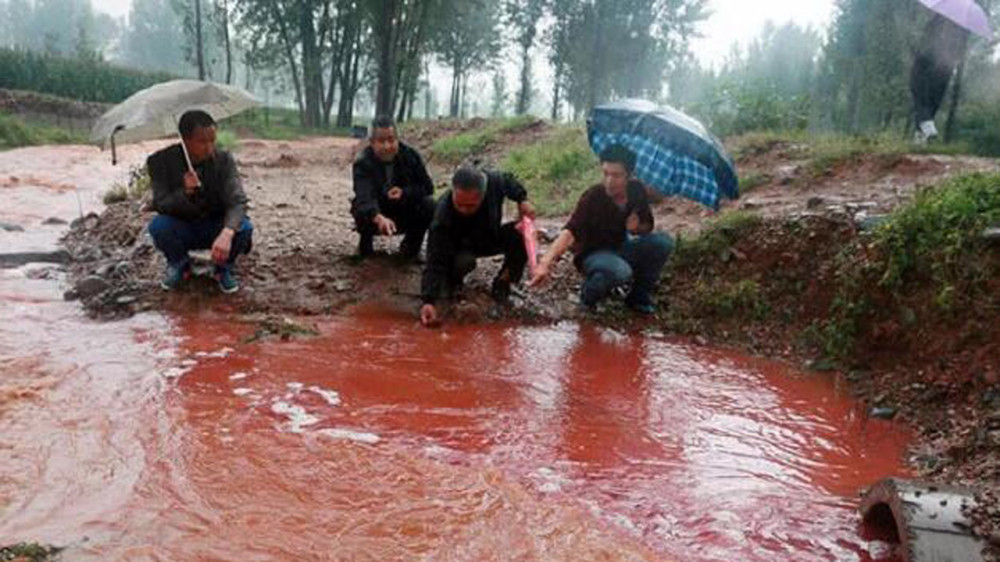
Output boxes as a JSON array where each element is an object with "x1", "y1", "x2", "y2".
[{"x1": 90, "y1": 79, "x2": 259, "y2": 168}]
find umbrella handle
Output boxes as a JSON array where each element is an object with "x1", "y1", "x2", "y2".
[
  {"x1": 110, "y1": 125, "x2": 125, "y2": 166},
  {"x1": 177, "y1": 130, "x2": 202, "y2": 187}
]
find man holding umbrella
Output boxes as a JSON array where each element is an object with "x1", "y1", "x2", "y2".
[
  {"x1": 530, "y1": 144, "x2": 672, "y2": 314},
  {"x1": 147, "y1": 109, "x2": 253, "y2": 293}
]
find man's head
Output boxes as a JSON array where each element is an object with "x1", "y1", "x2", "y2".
[
  {"x1": 450, "y1": 167, "x2": 486, "y2": 217},
  {"x1": 369, "y1": 115, "x2": 399, "y2": 163},
  {"x1": 599, "y1": 144, "x2": 636, "y2": 199},
  {"x1": 179, "y1": 110, "x2": 217, "y2": 164}
]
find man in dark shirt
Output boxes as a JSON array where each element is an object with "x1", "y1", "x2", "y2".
[
  {"x1": 351, "y1": 115, "x2": 436, "y2": 259},
  {"x1": 530, "y1": 144, "x2": 672, "y2": 314},
  {"x1": 419, "y1": 167, "x2": 535, "y2": 327},
  {"x1": 147, "y1": 110, "x2": 253, "y2": 294}
]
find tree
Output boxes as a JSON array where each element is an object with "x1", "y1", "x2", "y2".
[
  {"x1": 369, "y1": 0, "x2": 401, "y2": 116},
  {"x1": 0, "y1": 0, "x2": 9, "y2": 48},
  {"x1": 236, "y1": 0, "x2": 334, "y2": 128},
  {"x1": 548, "y1": 0, "x2": 708, "y2": 117},
  {"x1": 431, "y1": 0, "x2": 501, "y2": 117},
  {"x1": 818, "y1": 0, "x2": 920, "y2": 133},
  {"x1": 215, "y1": 0, "x2": 233, "y2": 84},
  {"x1": 490, "y1": 70, "x2": 508, "y2": 117},
  {"x1": 122, "y1": 0, "x2": 189, "y2": 74},
  {"x1": 504, "y1": 0, "x2": 545, "y2": 115}
]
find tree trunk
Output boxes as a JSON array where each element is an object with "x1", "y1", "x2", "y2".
[
  {"x1": 271, "y1": 1, "x2": 306, "y2": 123},
  {"x1": 374, "y1": 0, "x2": 398, "y2": 117},
  {"x1": 586, "y1": 1, "x2": 606, "y2": 111},
  {"x1": 551, "y1": 65, "x2": 562, "y2": 121},
  {"x1": 449, "y1": 63, "x2": 461, "y2": 118},
  {"x1": 516, "y1": 41, "x2": 531, "y2": 115},
  {"x1": 220, "y1": 0, "x2": 232, "y2": 84},
  {"x1": 195, "y1": 0, "x2": 205, "y2": 80},
  {"x1": 299, "y1": 0, "x2": 323, "y2": 129},
  {"x1": 324, "y1": 5, "x2": 347, "y2": 126}
]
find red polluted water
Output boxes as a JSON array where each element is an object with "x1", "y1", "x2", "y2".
[{"x1": 0, "y1": 282, "x2": 909, "y2": 560}]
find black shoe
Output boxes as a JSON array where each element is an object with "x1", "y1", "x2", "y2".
[{"x1": 358, "y1": 234, "x2": 374, "y2": 258}]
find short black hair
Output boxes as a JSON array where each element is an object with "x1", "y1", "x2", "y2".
[
  {"x1": 370, "y1": 115, "x2": 396, "y2": 135},
  {"x1": 451, "y1": 167, "x2": 485, "y2": 192},
  {"x1": 599, "y1": 144, "x2": 636, "y2": 175},
  {"x1": 179, "y1": 110, "x2": 216, "y2": 138}
]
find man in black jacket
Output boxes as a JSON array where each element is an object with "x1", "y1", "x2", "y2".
[
  {"x1": 419, "y1": 167, "x2": 534, "y2": 327},
  {"x1": 351, "y1": 115, "x2": 436, "y2": 259},
  {"x1": 147, "y1": 110, "x2": 252, "y2": 294}
]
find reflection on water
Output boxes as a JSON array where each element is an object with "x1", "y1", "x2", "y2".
[{"x1": 0, "y1": 291, "x2": 908, "y2": 561}]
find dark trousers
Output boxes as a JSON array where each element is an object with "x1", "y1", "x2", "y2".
[
  {"x1": 910, "y1": 54, "x2": 955, "y2": 123},
  {"x1": 449, "y1": 222, "x2": 528, "y2": 287},
  {"x1": 353, "y1": 196, "x2": 435, "y2": 254},
  {"x1": 148, "y1": 215, "x2": 253, "y2": 272},
  {"x1": 580, "y1": 233, "x2": 673, "y2": 308}
]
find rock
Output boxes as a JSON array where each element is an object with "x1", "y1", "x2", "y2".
[
  {"x1": 74, "y1": 275, "x2": 110, "y2": 299},
  {"x1": 70, "y1": 212, "x2": 100, "y2": 230},
  {"x1": 982, "y1": 227, "x2": 1000, "y2": 243},
  {"x1": 806, "y1": 197, "x2": 825, "y2": 210},
  {"x1": 806, "y1": 358, "x2": 837, "y2": 372},
  {"x1": 333, "y1": 279, "x2": 353, "y2": 292},
  {"x1": 42, "y1": 217, "x2": 68, "y2": 225},
  {"x1": 869, "y1": 406, "x2": 898, "y2": 420},
  {"x1": 63, "y1": 289, "x2": 80, "y2": 301},
  {"x1": 0, "y1": 250, "x2": 71, "y2": 268},
  {"x1": 0, "y1": 221, "x2": 24, "y2": 232},
  {"x1": 857, "y1": 214, "x2": 889, "y2": 232},
  {"x1": 115, "y1": 295, "x2": 138, "y2": 305}
]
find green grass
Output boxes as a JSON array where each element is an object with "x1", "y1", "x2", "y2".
[
  {"x1": 222, "y1": 107, "x2": 355, "y2": 141},
  {"x1": 871, "y1": 172, "x2": 1000, "y2": 290},
  {"x1": 691, "y1": 279, "x2": 769, "y2": 320},
  {"x1": 811, "y1": 172, "x2": 1000, "y2": 360},
  {"x1": 432, "y1": 115, "x2": 538, "y2": 164},
  {"x1": 0, "y1": 111, "x2": 86, "y2": 149},
  {"x1": 672, "y1": 210, "x2": 763, "y2": 267},
  {"x1": 738, "y1": 172, "x2": 770, "y2": 193},
  {"x1": 502, "y1": 126, "x2": 600, "y2": 216},
  {"x1": 0, "y1": 542, "x2": 63, "y2": 562},
  {"x1": 103, "y1": 164, "x2": 151, "y2": 204},
  {"x1": 731, "y1": 129, "x2": 974, "y2": 176},
  {"x1": 216, "y1": 129, "x2": 239, "y2": 152}
]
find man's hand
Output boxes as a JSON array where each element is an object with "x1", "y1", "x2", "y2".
[
  {"x1": 529, "y1": 259, "x2": 552, "y2": 288},
  {"x1": 183, "y1": 171, "x2": 200, "y2": 195},
  {"x1": 374, "y1": 214, "x2": 397, "y2": 236},
  {"x1": 211, "y1": 228, "x2": 235, "y2": 264},
  {"x1": 420, "y1": 303, "x2": 439, "y2": 327},
  {"x1": 626, "y1": 212, "x2": 640, "y2": 234},
  {"x1": 517, "y1": 201, "x2": 536, "y2": 220},
  {"x1": 387, "y1": 186, "x2": 404, "y2": 201}
]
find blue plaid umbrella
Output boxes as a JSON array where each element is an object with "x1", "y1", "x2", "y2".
[{"x1": 587, "y1": 99, "x2": 738, "y2": 210}]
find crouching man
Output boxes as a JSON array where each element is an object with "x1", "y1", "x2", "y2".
[
  {"x1": 530, "y1": 144, "x2": 672, "y2": 314},
  {"x1": 419, "y1": 167, "x2": 534, "y2": 326},
  {"x1": 147, "y1": 110, "x2": 253, "y2": 293}
]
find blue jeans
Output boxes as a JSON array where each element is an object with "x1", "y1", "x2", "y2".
[
  {"x1": 581, "y1": 233, "x2": 673, "y2": 308},
  {"x1": 148, "y1": 215, "x2": 253, "y2": 272}
]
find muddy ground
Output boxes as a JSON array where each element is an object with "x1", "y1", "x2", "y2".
[{"x1": 57, "y1": 128, "x2": 1000, "y2": 558}]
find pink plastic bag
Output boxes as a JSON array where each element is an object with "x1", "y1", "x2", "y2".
[{"x1": 516, "y1": 216, "x2": 538, "y2": 275}]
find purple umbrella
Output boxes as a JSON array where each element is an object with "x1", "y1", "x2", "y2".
[{"x1": 918, "y1": 0, "x2": 994, "y2": 39}]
